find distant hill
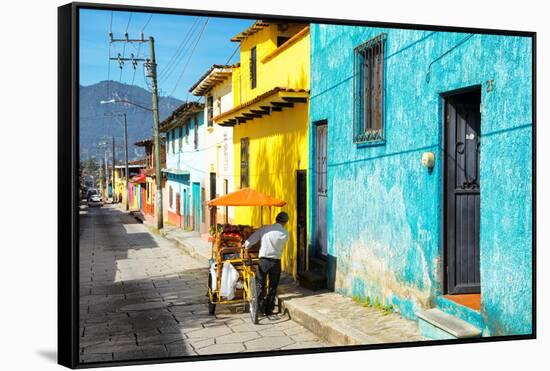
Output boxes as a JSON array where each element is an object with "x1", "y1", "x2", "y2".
[{"x1": 79, "y1": 81, "x2": 183, "y2": 162}]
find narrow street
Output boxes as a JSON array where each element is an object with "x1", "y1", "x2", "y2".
[{"x1": 79, "y1": 205, "x2": 329, "y2": 363}]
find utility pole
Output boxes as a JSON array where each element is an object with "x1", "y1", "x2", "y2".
[
  {"x1": 108, "y1": 32, "x2": 163, "y2": 229},
  {"x1": 123, "y1": 113, "x2": 129, "y2": 211},
  {"x1": 104, "y1": 148, "x2": 108, "y2": 199},
  {"x1": 148, "y1": 36, "x2": 164, "y2": 230},
  {"x1": 99, "y1": 158, "x2": 104, "y2": 195},
  {"x1": 112, "y1": 136, "x2": 115, "y2": 204}
]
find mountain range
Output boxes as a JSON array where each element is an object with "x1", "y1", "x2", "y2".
[{"x1": 79, "y1": 80, "x2": 183, "y2": 163}]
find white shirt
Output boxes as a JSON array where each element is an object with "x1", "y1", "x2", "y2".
[{"x1": 244, "y1": 223, "x2": 289, "y2": 259}]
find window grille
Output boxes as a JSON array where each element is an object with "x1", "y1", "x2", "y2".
[
  {"x1": 194, "y1": 116, "x2": 199, "y2": 150},
  {"x1": 207, "y1": 95, "x2": 214, "y2": 127},
  {"x1": 250, "y1": 46, "x2": 257, "y2": 89},
  {"x1": 240, "y1": 137, "x2": 249, "y2": 188},
  {"x1": 353, "y1": 33, "x2": 386, "y2": 144}
]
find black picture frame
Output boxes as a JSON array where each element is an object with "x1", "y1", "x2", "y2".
[{"x1": 58, "y1": 2, "x2": 536, "y2": 368}]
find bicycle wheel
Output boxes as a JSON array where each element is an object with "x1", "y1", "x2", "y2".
[
  {"x1": 207, "y1": 272, "x2": 216, "y2": 315},
  {"x1": 249, "y1": 275, "x2": 259, "y2": 324}
]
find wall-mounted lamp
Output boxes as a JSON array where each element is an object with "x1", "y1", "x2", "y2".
[{"x1": 422, "y1": 152, "x2": 435, "y2": 172}]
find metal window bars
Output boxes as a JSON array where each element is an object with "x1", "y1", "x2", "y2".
[{"x1": 353, "y1": 33, "x2": 386, "y2": 144}]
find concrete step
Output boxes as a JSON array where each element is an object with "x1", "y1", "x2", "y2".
[
  {"x1": 277, "y1": 277, "x2": 424, "y2": 346},
  {"x1": 416, "y1": 308, "x2": 482, "y2": 340}
]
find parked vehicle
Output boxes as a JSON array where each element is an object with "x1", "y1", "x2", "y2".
[{"x1": 87, "y1": 192, "x2": 103, "y2": 207}]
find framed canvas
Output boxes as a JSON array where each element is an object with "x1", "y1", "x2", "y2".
[{"x1": 58, "y1": 2, "x2": 536, "y2": 368}]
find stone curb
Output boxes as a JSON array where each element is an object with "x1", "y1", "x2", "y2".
[{"x1": 277, "y1": 289, "x2": 374, "y2": 346}]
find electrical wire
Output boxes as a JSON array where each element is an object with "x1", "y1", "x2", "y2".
[
  {"x1": 168, "y1": 18, "x2": 209, "y2": 98},
  {"x1": 158, "y1": 17, "x2": 201, "y2": 83},
  {"x1": 119, "y1": 12, "x2": 134, "y2": 82},
  {"x1": 131, "y1": 14, "x2": 154, "y2": 86}
]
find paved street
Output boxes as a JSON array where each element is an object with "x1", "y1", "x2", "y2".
[{"x1": 79, "y1": 205, "x2": 329, "y2": 363}]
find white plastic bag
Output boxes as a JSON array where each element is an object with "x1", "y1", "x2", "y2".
[
  {"x1": 220, "y1": 262, "x2": 240, "y2": 300},
  {"x1": 209, "y1": 262, "x2": 217, "y2": 291}
]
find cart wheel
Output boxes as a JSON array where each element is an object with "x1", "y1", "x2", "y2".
[
  {"x1": 249, "y1": 276, "x2": 259, "y2": 324},
  {"x1": 207, "y1": 273, "x2": 216, "y2": 315}
]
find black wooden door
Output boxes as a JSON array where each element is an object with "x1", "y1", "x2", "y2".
[
  {"x1": 315, "y1": 121, "x2": 328, "y2": 258},
  {"x1": 296, "y1": 170, "x2": 307, "y2": 273},
  {"x1": 445, "y1": 90, "x2": 481, "y2": 294}
]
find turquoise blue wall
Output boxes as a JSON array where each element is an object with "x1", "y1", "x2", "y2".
[{"x1": 309, "y1": 24, "x2": 532, "y2": 336}]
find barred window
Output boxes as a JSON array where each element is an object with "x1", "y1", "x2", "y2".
[
  {"x1": 194, "y1": 115, "x2": 199, "y2": 150},
  {"x1": 169, "y1": 186, "x2": 173, "y2": 209},
  {"x1": 185, "y1": 121, "x2": 189, "y2": 143},
  {"x1": 207, "y1": 95, "x2": 214, "y2": 127},
  {"x1": 354, "y1": 33, "x2": 386, "y2": 144},
  {"x1": 250, "y1": 46, "x2": 257, "y2": 89},
  {"x1": 240, "y1": 137, "x2": 249, "y2": 188},
  {"x1": 171, "y1": 129, "x2": 176, "y2": 154}
]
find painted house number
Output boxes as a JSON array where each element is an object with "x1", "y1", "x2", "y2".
[{"x1": 466, "y1": 133, "x2": 476, "y2": 140}]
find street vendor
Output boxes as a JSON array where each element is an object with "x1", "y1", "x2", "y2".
[{"x1": 244, "y1": 211, "x2": 289, "y2": 316}]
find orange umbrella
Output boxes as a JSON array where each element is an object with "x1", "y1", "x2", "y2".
[{"x1": 207, "y1": 187, "x2": 286, "y2": 207}]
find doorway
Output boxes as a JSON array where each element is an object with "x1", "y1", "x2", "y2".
[
  {"x1": 314, "y1": 120, "x2": 328, "y2": 259},
  {"x1": 296, "y1": 170, "x2": 307, "y2": 273},
  {"x1": 192, "y1": 182, "x2": 201, "y2": 231},
  {"x1": 444, "y1": 88, "x2": 481, "y2": 295}
]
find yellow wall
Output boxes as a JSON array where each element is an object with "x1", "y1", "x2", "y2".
[
  {"x1": 114, "y1": 170, "x2": 126, "y2": 204},
  {"x1": 227, "y1": 24, "x2": 311, "y2": 278},
  {"x1": 233, "y1": 104, "x2": 309, "y2": 277},
  {"x1": 234, "y1": 25, "x2": 310, "y2": 106}
]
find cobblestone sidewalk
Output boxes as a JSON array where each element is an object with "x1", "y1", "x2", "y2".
[{"x1": 79, "y1": 205, "x2": 329, "y2": 363}]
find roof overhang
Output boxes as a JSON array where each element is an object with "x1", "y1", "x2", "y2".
[
  {"x1": 115, "y1": 164, "x2": 145, "y2": 169},
  {"x1": 213, "y1": 87, "x2": 309, "y2": 127},
  {"x1": 230, "y1": 21, "x2": 270, "y2": 42},
  {"x1": 162, "y1": 168, "x2": 190, "y2": 176},
  {"x1": 160, "y1": 102, "x2": 204, "y2": 132},
  {"x1": 189, "y1": 65, "x2": 233, "y2": 96}
]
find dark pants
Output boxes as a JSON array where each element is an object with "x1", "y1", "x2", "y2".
[{"x1": 256, "y1": 257, "x2": 281, "y2": 315}]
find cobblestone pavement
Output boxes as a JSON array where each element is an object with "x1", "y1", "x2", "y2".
[{"x1": 79, "y1": 205, "x2": 329, "y2": 363}]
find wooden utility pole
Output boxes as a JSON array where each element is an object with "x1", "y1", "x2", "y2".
[
  {"x1": 148, "y1": 36, "x2": 164, "y2": 230},
  {"x1": 122, "y1": 113, "x2": 129, "y2": 211},
  {"x1": 112, "y1": 136, "x2": 115, "y2": 203},
  {"x1": 109, "y1": 33, "x2": 163, "y2": 229}
]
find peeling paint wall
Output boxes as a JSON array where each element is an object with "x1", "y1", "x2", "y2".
[{"x1": 309, "y1": 24, "x2": 532, "y2": 335}]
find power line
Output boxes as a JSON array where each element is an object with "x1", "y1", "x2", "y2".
[
  {"x1": 224, "y1": 44, "x2": 240, "y2": 66},
  {"x1": 168, "y1": 18, "x2": 209, "y2": 98},
  {"x1": 157, "y1": 17, "x2": 201, "y2": 82},
  {"x1": 118, "y1": 12, "x2": 134, "y2": 82},
  {"x1": 141, "y1": 14, "x2": 153, "y2": 32},
  {"x1": 130, "y1": 14, "x2": 154, "y2": 86}
]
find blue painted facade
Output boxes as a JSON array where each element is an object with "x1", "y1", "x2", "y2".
[
  {"x1": 309, "y1": 24, "x2": 532, "y2": 336},
  {"x1": 163, "y1": 106, "x2": 206, "y2": 232}
]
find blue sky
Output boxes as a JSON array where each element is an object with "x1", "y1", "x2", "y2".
[{"x1": 79, "y1": 9, "x2": 253, "y2": 101}]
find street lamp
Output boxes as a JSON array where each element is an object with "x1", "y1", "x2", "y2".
[
  {"x1": 100, "y1": 99, "x2": 154, "y2": 112},
  {"x1": 100, "y1": 96, "x2": 164, "y2": 229}
]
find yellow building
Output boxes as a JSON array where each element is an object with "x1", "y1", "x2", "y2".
[
  {"x1": 113, "y1": 161, "x2": 145, "y2": 208},
  {"x1": 213, "y1": 21, "x2": 310, "y2": 278}
]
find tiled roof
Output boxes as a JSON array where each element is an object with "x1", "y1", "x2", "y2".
[
  {"x1": 230, "y1": 20, "x2": 271, "y2": 42},
  {"x1": 159, "y1": 101, "x2": 204, "y2": 132},
  {"x1": 188, "y1": 64, "x2": 236, "y2": 95}
]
